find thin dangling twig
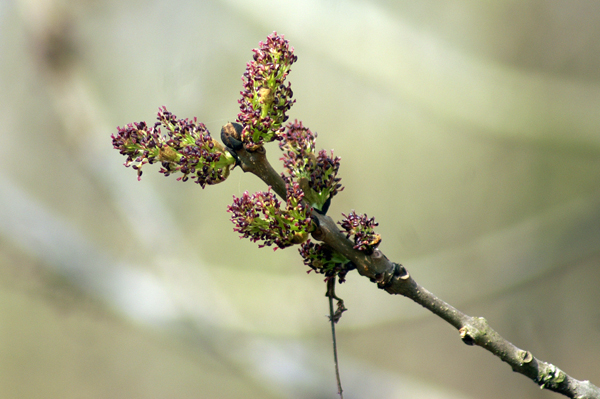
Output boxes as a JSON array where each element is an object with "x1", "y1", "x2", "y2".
[{"x1": 327, "y1": 277, "x2": 345, "y2": 399}]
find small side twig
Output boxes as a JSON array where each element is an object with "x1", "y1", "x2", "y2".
[{"x1": 326, "y1": 278, "x2": 345, "y2": 399}]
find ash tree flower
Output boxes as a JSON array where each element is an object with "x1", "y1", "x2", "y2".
[
  {"x1": 339, "y1": 211, "x2": 382, "y2": 255},
  {"x1": 228, "y1": 182, "x2": 312, "y2": 250},
  {"x1": 237, "y1": 32, "x2": 297, "y2": 150},
  {"x1": 280, "y1": 120, "x2": 343, "y2": 214},
  {"x1": 111, "y1": 106, "x2": 236, "y2": 188},
  {"x1": 299, "y1": 240, "x2": 353, "y2": 283}
]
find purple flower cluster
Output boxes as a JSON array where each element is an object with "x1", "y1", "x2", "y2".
[
  {"x1": 237, "y1": 32, "x2": 297, "y2": 150},
  {"x1": 112, "y1": 120, "x2": 159, "y2": 179},
  {"x1": 299, "y1": 240, "x2": 352, "y2": 283},
  {"x1": 338, "y1": 211, "x2": 382, "y2": 255},
  {"x1": 279, "y1": 119, "x2": 316, "y2": 173},
  {"x1": 228, "y1": 182, "x2": 312, "y2": 250},
  {"x1": 279, "y1": 120, "x2": 343, "y2": 213},
  {"x1": 111, "y1": 107, "x2": 236, "y2": 187}
]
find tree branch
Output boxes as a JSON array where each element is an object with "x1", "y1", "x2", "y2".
[{"x1": 235, "y1": 144, "x2": 600, "y2": 399}]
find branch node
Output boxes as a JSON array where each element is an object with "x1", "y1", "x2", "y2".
[
  {"x1": 539, "y1": 364, "x2": 566, "y2": 389},
  {"x1": 459, "y1": 326, "x2": 476, "y2": 346},
  {"x1": 371, "y1": 249, "x2": 383, "y2": 260},
  {"x1": 517, "y1": 349, "x2": 533, "y2": 365},
  {"x1": 311, "y1": 225, "x2": 326, "y2": 241},
  {"x1": 374, "y1": 262, "x2": 408, "y2": 289},
  {"x1": 396, "y1": 263, "x2": 410, "y2": 280}
]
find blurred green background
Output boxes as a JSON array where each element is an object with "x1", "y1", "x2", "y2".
[{"x1": 1, "y1": 0, "x2": 599, "y2": 398}]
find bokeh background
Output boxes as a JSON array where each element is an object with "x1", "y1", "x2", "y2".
[{"x1": 1, "y1": 0, "x2": 599, "y2": 398}]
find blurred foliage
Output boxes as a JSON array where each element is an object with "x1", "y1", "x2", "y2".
[{"x1": 1, "y1": 0, "x2": 599, "y2": 398}]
